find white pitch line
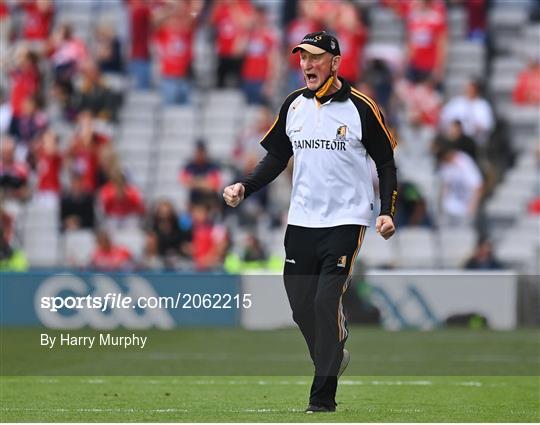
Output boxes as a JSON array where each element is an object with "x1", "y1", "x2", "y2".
[
  {"x1": 279, "y1": 380, "x2": 308, "y2": 385},
  {"x1": 239, "y1": 408, "x2": 308, "y2": 413},
  {"x1": 141, "y1": 352, "x2": 308, "y2": 362},
  {"x1": 80, "y1": 379, "x2": 105, "y2": 384},
  {"x1": 37, "y1": 379, "x2": 59, "y2": 384},
  {"x1": 1, "y1": 407, "x2": 188, "y2": 413},
  {"x1": 1, "y1": 406, "x2": 308, "y2": 415},
  {"x1": 1, "y1": 408, "x2": 68, "y2": 412},
  {"x1": 456, "y1": 355, "x2": 530, "y2": 363},
  {"x1": 456, "y1": 381, "x2": 483, "y2": 387},
  {"x1": 26, "y1": 378, "x2": 500, "y2": 389},
  {"x1": 341, "y1": 380, "x2": 433, "y2": 386},
  {"x1": 186, "y1": 379, "x2": 436, "y2": 386},
  {"x1": 364, "y1": 406, "x2": 424, "y2": 413}
]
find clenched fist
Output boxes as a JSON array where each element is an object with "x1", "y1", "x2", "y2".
[
  {"x1": 223, "y1": 183, "x2": 245, "y2": 207},
  {"x1": 376, "y1": 215, "x2": 396, "y2": 240}
]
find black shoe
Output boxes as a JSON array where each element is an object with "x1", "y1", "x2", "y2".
[{"x1": 305, "y1": 404, "x2": 336, "y2": 413}]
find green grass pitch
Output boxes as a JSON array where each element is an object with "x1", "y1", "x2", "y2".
[
  {"x1": 1, "y1": 327, "x2": 539, "y2": 422},
  {"x1": 2, "y1": 375, "x2": 539, "y2": 422}
]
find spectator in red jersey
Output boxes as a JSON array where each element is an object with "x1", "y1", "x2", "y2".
[
  {"x1": 9, "y1": 95, "x2": 48, "y2": 149},
  {"x1": 125, "y1": 0, "x2": 152, "y2": 89},
  {"x1": 34, "y1": 128, "x2": 62, "y2": 207},
  {"x1": 60, "y1": 172, "x2": 96, "y2": 232},
  {"x1": 153, "y1": 2, "x2": 196, "y2": 104},
  {"x1": 512, "y1": 57, "x2": 540, "y2": 105},
  {"x1": 0, "y1": 136, "x2": 30, "y2": 202},
  {"x1": 98, "y1": 171, "x2": 145, "y2": 229},
  {"x1": 465, "y1": 0, "x2": 487, "y2": 41},
  {"x1": 325, "y1": 0, "x2": 367, "y2": 86},
  {"x1": 240, "y1": 5, "x2": 278, "y2": 105},
  {"x1": 450, "y1": 0, "x2": 487, "y2": 41},
  {"x1": 210, "y1": 0, "x2": 254, "y2": 88},
  {"x1": 395, "y1": 77, "x2": 442, "y2": 127},
  {"x1": 180, "y1": 140, "x2": 222, "y2": 206},
  {"x1": 9, "y1": 47, "x2": 42, "y2": 122},
  {"x1": 529, "y1": 196, "x2": 540, "y2": 215},
  {"x1": 387, "y1": 0, "x2": 447, "y2": 85},
  {"x1": 19, "y1": 0, "x2": 54, "y2": 43},
  {"x1": 191, "y1": 202, "x2": 228, "y2": 271},
  {"x1": 66, "y1": 111, "x2": 109, "y2": 193},
  {"x1": 90, "y1": 229, "x2": 133, "y2": 271},
  {"x1": 285, "y1": 0, "x2": 322, "y2": 93}
]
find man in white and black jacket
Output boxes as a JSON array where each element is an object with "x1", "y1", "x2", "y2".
[{"x1": 223, "y1": 31, "x2": 398, "y2": 413}]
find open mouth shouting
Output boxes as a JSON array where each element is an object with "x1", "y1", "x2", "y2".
[{"x1": 305, "y1": 72, "x2": 319, "y2": 88}]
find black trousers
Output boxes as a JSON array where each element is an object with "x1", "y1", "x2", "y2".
[{"x1": 283, "y1": 224, "x2": 367, "y2": 408}]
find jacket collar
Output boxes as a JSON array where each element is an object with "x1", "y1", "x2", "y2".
[{"x1": 302, "y1": 76, "x2": 351, "y2": 103}]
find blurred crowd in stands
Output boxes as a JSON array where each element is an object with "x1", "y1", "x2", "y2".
[{"x1": 0, "y1": 0, "x2": 539, "y2": 272}]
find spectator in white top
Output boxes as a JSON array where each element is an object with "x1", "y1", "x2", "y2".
[
  {"x1": 436, "y1": 144, "x2": 483, "y2": 226},
  {"x1": 439, "y1": 78, "x2": 494, "y2": 146}
]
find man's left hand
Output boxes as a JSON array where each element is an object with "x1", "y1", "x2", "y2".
[{"x1": 376, "y1": 215, "x2": 396, "y2": 240}]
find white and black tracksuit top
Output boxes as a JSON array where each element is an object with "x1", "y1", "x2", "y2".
[{"x1": 242, "y1": 78, "x2": 398, "y2": 228}]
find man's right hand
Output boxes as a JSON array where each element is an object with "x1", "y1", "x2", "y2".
[
  {"x1": 376, "y1": 215, "x2": 396, "y2": 240},
  {"x1": 223, "y1": 183, "x2": 245, "y2": 207}
]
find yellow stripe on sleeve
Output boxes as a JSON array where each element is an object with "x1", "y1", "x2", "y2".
[
  {"x1": 259, "y1": 115, "x2": 279, "y2": 144},
  {"x1": 350, "y1": 89, "x2": 398, "y2": 150}
]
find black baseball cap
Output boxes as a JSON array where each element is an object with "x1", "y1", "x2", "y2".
[{"x1": 292, "y1": 31, "x2": 340, "y2": 56}]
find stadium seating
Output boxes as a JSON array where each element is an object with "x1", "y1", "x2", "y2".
[
  {"x1": 5, "y1": 0, "x2": 538, "y2": 273},
  {"x1": 438, "y1": 226, "x2": 476, "y2": 268},
  {"x1": 360, "y1": 229, "x2": 399, "y2": 268},
  {"x1": 111, "y1": 227, "x2": 146, "y2": 261},
  {"x1": 395, "y1": 228, "x2": 437, "y2": 269},
  {"x1": 62, "y1": 230, "x2": 96, "y2": 267}
]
